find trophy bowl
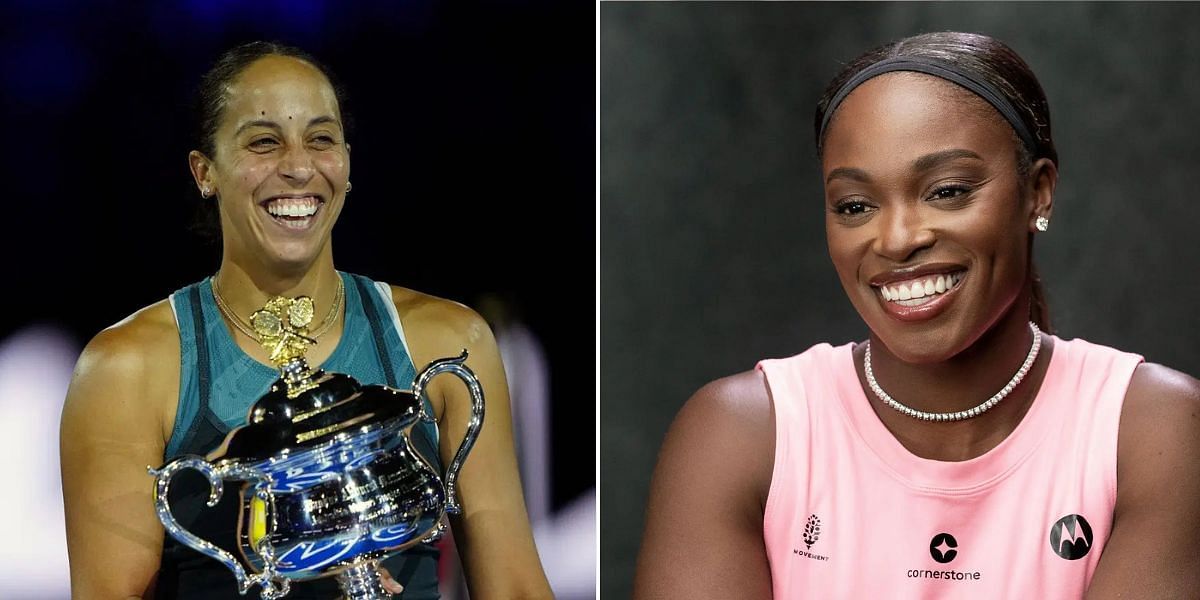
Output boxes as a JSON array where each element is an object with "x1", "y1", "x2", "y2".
[{"x1": 149, "y1": 296, "x2": 484, "y2": 599}]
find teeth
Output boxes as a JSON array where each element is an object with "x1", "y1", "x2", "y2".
[
  {"x1": 878, "y1": 271, "x2": 964, "y2": 304},
  {"x1": 266, "y1": 196, "x2": 320, "y2": 218}
]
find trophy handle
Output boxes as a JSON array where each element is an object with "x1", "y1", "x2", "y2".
[
  {"x1": 411, "y1": 349, "x2": 486, "y2": 514},
  {"x1": 148, "y1": 457, "x2": 290, "y2": 598}
]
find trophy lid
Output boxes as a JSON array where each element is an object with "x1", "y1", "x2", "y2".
[{"x1": 209, "y1": 371, "x2": 421, "y2": 463}]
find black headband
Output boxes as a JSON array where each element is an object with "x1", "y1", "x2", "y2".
[{"x1": 818, "y1": 56, "x2": 1038, "y2": 154}]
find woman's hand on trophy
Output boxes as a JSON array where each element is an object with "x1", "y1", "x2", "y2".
[{"x1": 378, "y1": 567, "x2": 405, "y2": 594}]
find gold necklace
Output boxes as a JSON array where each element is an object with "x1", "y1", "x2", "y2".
[
  {"x1": 308, "y1": 279, "x2": 345, "y2": 338},
  {"x1": 211, "y1": 276, "x2": 344, "y2": 341}
]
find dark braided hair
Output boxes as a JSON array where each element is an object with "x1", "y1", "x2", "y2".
[{"x1": 814, "y1": 32, "x2": 1055, "y2": 333}]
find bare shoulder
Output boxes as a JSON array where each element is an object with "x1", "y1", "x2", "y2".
[
  {"x1": 1124, "y1": 361, "x2": 1200, "y2": 404},
  {"x1": 633, "y1": 368, "x2": 776, "y2": 599},
  {"x1": 387, "y1": 284, "x2": 495, "y2": 359},
  {"x1": 61, "y1": 299, "x2": 181, "y2": 597},
  {"x1": 1087, "y1": 367, "x2": 1200, "y2": 596},
  {"x1": 1121, "y1": 362, "x2": 1200, "y2": 446},
  {"x1": 1116, "y1": 361, "x2": 1200, "y2": 495},
  {"x1": 664, "y1": 369, "x2": 775, "y2": 505},
  {"x1": 73, "y1": 300, "x2": 178, "y2": 382},
  {"x1": 64, "y1": 299, "x2": 180, "y2": 438},
  {"x1": 678, "y1": 369, "x2": 774, "y2": 440}
]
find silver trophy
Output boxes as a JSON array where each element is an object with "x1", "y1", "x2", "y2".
[{"x1": 149, "y1": 295, "x2": 484, "y2": 598}]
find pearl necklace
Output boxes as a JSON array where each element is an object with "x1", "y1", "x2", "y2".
[{"x1": 863, "y1": 321, "x2": 1042, "y2": 422}]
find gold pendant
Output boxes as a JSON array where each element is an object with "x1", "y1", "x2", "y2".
[{"x1": 250, "y1": 296, "x2": 319, "y2": 397}]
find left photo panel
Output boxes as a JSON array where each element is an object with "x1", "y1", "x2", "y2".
[{"x1": 0, "y1": 2, "x2": 594, "y2": 598}]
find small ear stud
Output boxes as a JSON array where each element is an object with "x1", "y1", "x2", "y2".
[
  {"x1": 1035, "y1": 216, "x2": 1049, "y2": 232},
  {"x1": 345, "y1": 181, "x2": 352, "y2": 194},
  {"x1": 201, "y1": 186, "x2": 212, "y2": 198}
]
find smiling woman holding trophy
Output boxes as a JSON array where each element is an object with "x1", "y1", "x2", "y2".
[{"x1": 60, "y1": 42, "x2": 552, "y2": 599}]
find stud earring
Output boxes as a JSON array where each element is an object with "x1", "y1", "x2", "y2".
[
  {"x1": 346, "y1": 181, "x2": 352, "y2": 194},
  {"x1": 1035, "y1": 216, "x2": 1049, "y2": 232},
  {"x1": 201, "y1": 186, "x2": 212, "y2": 198}
]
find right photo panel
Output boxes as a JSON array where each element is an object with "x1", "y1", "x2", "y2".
[{"x1": 601, "y1": 3, "x2": 1200, "y2": 598}]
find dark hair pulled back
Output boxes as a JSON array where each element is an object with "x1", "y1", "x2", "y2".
[
  {"x1": 815, "y1": 32, "x2": 1055, "y2": 332},
  {"x1": 190, "y1": 41, "x2": 351, "y2": 241}
]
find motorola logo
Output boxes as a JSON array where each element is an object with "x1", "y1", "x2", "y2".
[
  {"x1": 1049, "y1": 514, "x2": 1093, "y2": 560},
  {"x1": 929, "y1": 533, "x2": 958, "y2": 563}
]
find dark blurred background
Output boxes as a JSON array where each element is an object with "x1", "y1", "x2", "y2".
[
  {"x1": 0, "y1": 0, "x2": 593, "y2": 596},
  {"x1": 601, "y1": 2, "x2": 1200, "y2": 597}
]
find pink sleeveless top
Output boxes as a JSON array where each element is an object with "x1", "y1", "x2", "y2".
[{"x1": 758, "y1": 337, "x2": 1142, "y2": 598}]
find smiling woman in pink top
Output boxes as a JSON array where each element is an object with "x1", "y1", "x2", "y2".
[{"x1": 634, "y1": 32, "x2": 1200, "y2": 599}]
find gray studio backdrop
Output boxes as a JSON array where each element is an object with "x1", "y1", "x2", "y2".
[{"x1": 600, "y1": 2, "x2": 1200, "y2": 597}]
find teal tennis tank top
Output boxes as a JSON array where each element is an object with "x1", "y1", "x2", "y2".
[{"x1": 156, "y1": 271, "x2": 442, "y2": 599}]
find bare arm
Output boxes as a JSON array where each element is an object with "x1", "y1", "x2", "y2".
[
  {"x1": 61, "y1": 309, "x2": 177, "y2": 599},
  {"x1": 397, "y1": 289, "x2": 552, "y2": 599},
  {"x1": 633, "y1": 370, "x2": 776, "y2": 599},
  {"x1": 1086, "y1": 363, "x2": 1200, "y2": 598}
]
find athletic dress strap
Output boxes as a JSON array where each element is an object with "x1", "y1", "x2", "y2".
[
  {"x1": 164, "y1": 285, "x2": 229, "y2": 459},
  {"x1": 351, "y1": 274, "x2": 440, "y2": 461}
]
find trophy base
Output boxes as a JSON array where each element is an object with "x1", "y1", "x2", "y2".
[{"x1": 336, "y1": 561, "x2": 391, "y2": 599}]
